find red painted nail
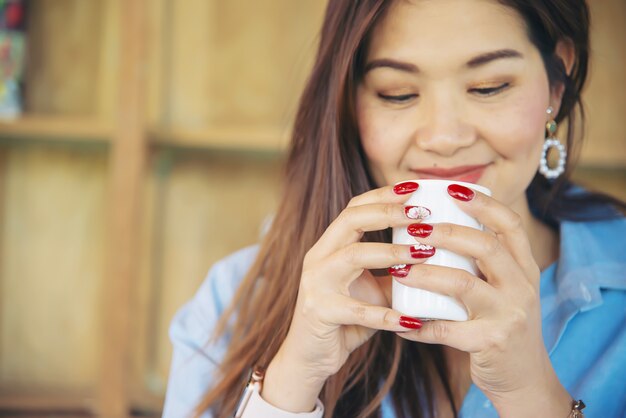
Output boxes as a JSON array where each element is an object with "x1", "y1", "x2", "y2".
[
  {"x1": 407, "y1": 223, "x2": 433, "y2": 238},
  {"x1": 399, "y1": 316, "x2": 423, "y2": 329},
  {"x1": 388, "y1": 264, "x2": 411, "y2": 278},
  {"x1": 410, "y1": 244, "x2": 435, "y2": 258},
  {"x1": 447, "y1": 184, "x2": 475, "y2": 201},
  {"x1": 405, "y1": 205, "x2": 431, "y2": 220},
  {"x1": 393, "y1": 181, "x2": 419, "y2": 195}
]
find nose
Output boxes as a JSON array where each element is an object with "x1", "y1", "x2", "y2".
[{"x1": 414, "y1": 94, "x2": 477, "y2": 157}]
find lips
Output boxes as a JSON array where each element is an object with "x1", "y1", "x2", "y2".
[{"x1": 411, "y1": 164, "x2": 490, "y2": 183}]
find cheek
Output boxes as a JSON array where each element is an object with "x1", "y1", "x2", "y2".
[
  {"x1": 356, "y1": 97, "x2": 406, "y2": 168},
  {"x1": 487, "y1": 92, "x2": 548, "y2": 159},
  {"x1": 358, "y1": 113, "x2": 385, "y2": 163}
]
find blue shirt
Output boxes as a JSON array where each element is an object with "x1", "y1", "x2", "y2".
[{"x1": 163, "y1": 217, "x2": 626, "y2": 418}]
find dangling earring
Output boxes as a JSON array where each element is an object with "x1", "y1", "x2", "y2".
[{"x1": 539, "y1": 106, "x2": 566, "y2": 179}]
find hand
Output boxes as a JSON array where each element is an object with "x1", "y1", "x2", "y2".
[
  {"x1": 262, "y1": 182, "x2": 431, "y2": 412},
  {"x1": 395, "y1": 184, "x2": 571, "y2": 417}
]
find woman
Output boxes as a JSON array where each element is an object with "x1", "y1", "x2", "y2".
[{"x1": 163, "y1": 1, "x2": 626, "y2": 417}]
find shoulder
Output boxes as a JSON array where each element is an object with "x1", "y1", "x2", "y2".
[
  {"x1": 162, "y1": 245, "x2": 260, "y2": 418},
  {"x1": 559, "y1": 216, "x2": 626, "y2": 287},
  {"x1": 169, "y1": 244, "x2": 260, "y2": 348},
  {"x1": 542, "y1": 215, "x2": 626, "y2": 351},
  {"x1": 564, "y1": 215, "x2": 626, "y2": 243},
  {"x1": 193, "y1": 245, "x2": 261, "y2": 315},
  {"x1": 547, "y1": 218, "x2": 626, "y2": 415}
]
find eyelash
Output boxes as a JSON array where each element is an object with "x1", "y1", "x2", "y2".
[
  {"x1": 378, "y1": 93, "x2": 417, "y2": 103},
  {"x1": 378, "y1": 82, "x2": 510, "y2": 103},
  {"x1": 469, "y1": 82, "x2": 510, "y2": 96}
]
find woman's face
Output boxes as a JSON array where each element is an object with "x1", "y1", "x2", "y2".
[{"x1": 356, "y1": 0, "x2": 562, "y2": 208}]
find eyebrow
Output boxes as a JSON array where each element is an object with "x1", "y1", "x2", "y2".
[
  {"x1": 364, "y1": 59, "x2": 418, "y2": 74},
  {"x1": 466, "y1": 49, "x2": 524, "y2": 68},
  {"x1": 364, "y1": 49, "x2": 524, "y2": 74}
]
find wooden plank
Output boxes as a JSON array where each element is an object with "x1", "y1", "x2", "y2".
[
  {"x1": 205, "y1": 0, "x2": 325, "y2": 128},
  {"x1": 0, "y1": 146, "x2": 106, "y2": 391},
  {"x1": 0, "y1": 391, "x2": 94, "y2": 411},
  {"x1": 580, "y1": 0, "x2": 626, "y2": 166},
  {"x1": 164, "y1": 0, "x2": 215, "y2": 128},
  {"x1": 0, "y1": 116, "x2": 111, "y2": 141},
  {"x1": 95, "y1": 0, "x2": 121, "y2": 122},
  {"x1": 24, "y1": 0, "x2": 105, "y2": 116},
  {"x1": 97, "y1": 0, "x2": 147, "y2": 416},
  {"x1": 161, "y1": 0, "x2": 325, "y2": 134},
  {"x1": 144, "y1": 0, "x2": 167, "y2": 127},
  {"x1": 136, "y1": 152, "x2": 282, "y2": 391},
  {"x1": 149, "y1": 125, "x2": 289, "y2": 152},
  {"x1": 129, "y1": 389, "x2": 164, "y2": 415},
  {"x1": 0, "y1": 149, "x2": 5, "y2": 386}
]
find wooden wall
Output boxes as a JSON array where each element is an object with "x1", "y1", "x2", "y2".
[{"x1": 0, "y1": 0, "x2": 623, "y2": 416}]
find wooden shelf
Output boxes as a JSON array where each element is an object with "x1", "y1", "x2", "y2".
[
  {"x1": 129, "y1": 390, "x2": 163, "y2": 416},
  {"x1": 0, "y1": 115, "x2": 113, "y2": 142},
  {"x1": 149, "y1": 125, "x2": 290, "y2": 153},
  {"x1": 0, "y1": 391, "x2": 95, "y2": 412},
  {"x1": 0, "y1": 390, "x2": 162, "y2": 416}
]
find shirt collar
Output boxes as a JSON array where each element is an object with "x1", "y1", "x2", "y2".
[{"x1": 540, "y1": 217, "x2": 626, "y2": 354}]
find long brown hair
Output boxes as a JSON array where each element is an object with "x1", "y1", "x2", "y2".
[{"x1": 196, "y1": 1, "x2": 595, "y2": 417}]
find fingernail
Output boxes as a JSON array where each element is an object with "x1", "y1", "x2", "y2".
[
  {"x1": 407, "y1": 223, "x2": 433, "y2": 238},
  {"x1": 410, "y1": 244, "x2": 435, "y2": 258},
  {"x1": 447, "y1": 184, "x2": 475, "y2": 201},
  {"x1": 399, "y1": 316, "x2": 423, "y2": 329},
  {"x1": 393, "y1": 181, "x2": 419, "y2": 195},
  {"x1": 405, "y1": 205, "x2": 431, "y2": 220},
  {"x1": 388, "y1": 264, "x2": 411, "y2": 278}
]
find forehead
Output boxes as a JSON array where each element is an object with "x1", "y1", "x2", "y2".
[{"x1": 368, "y1": 0, "x2": 533, "y2": 65}]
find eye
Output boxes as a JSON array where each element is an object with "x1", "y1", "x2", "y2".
[
  {"x1": 469, "y1": 82, "x2": 510, "y2": 97},
  {"x1": 378, "y1": 93, "x2": 418, "y2": 103}
]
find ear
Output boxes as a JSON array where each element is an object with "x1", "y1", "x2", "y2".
[{"x1": 550, "y1": 38, "x2": 576, "y2": 114}]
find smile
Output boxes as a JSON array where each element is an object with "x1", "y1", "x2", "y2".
[{"x1": 410, "y1": 164, "x2": 491, "y2": 184}]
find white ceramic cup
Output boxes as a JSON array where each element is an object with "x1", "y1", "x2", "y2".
[{"x1": 392, "y1": 179, "x2": 491, "y2": 321}]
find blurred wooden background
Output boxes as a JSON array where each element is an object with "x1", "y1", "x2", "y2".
[{"x1": 0, "y1": 0, "x2": 623, "y2": 416}]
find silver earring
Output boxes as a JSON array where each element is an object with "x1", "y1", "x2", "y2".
[{"x1": 539, "y1": 106, "x2": 566, "y2": 179}]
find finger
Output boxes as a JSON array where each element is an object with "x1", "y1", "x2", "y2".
[
  {"x1": 409, "y1": 222, "x2": 526, "y2": 288},
  {"x1": 390, "y1": 264, "x2": 496, "y2": 316},
  {"x1": 319, "y1": 242, "x2": 435, "y2": 287},
  {"x1": 397, "y1": 319, "x2": 482, "y2": 353},
  {"x1": 312, "y1": 202, "x2": 428, "y2": 259},
  {"x1": 346, "y1": 182, "x2": 420, "y2": 208},
  {"x1": 446, "y1": 184, "x2": 539, "y2": 283},
  {"x1": 326, "y1": 295, "x2": 423, "y2": 333}
]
